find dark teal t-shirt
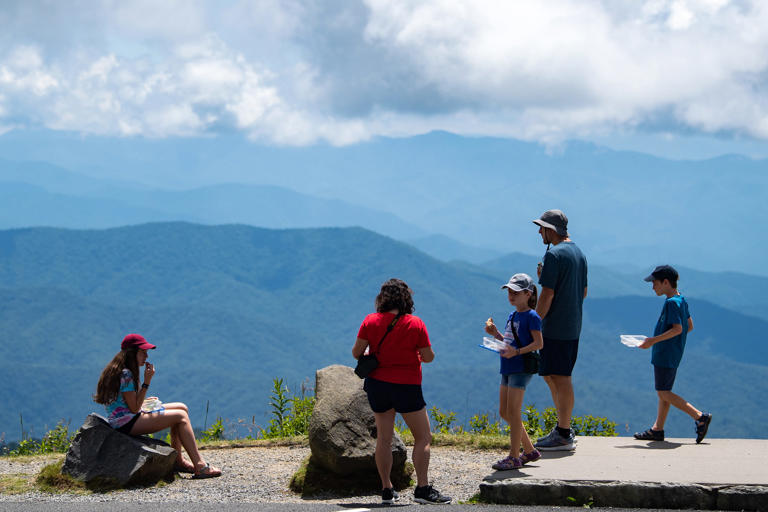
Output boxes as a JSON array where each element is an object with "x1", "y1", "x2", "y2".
[
  {"x1": 538, "y1": 241, "x2": 588, "y2": 340},
  {"x1": 651, "y1": 294, "x2": 690, "y2": 369}
]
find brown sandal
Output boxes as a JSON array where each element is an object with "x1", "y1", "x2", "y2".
[{"x1": 192, "y1": 463, "x2": 222, "y2": 479}]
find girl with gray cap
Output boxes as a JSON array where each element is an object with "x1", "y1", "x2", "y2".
[{"x1": 484, "y1": 273, "x2": 544, "y2": 470}]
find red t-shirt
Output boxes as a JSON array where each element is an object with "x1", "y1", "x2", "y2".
[{"x1": 357, "y1": 312, "x2": 431, "y2": 385}]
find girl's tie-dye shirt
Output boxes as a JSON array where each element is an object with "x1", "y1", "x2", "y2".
[{"x1": 105, "y1": 369, "x2": 138, "y2": 428}]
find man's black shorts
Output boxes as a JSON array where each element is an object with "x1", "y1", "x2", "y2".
[
  {"x1": 539, "y1": 337, "x2": 579, "y2": 377},
  {"x1": 363, "y1": 377, "x2": 426, "y2": 413},
  {"x1": 654, "y1": 365, "x2": 677, "y2": 391}
]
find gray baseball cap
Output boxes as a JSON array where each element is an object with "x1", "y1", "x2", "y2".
[
  {"x1": 502, "y1": 273, "x2": 535, "y2": 292},
  {"x1": 533, "y1": 209, "x2": 569, "y2": 237}
]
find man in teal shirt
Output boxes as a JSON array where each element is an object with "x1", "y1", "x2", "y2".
[{"x1": 532, "y1": 209, "x2": 587, "y2": 451}]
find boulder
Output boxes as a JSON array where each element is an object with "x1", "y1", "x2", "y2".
[
  {"x1": 308, "y1": 365, "x2": 408, "y2": 476},
  {"x1": 62, "y1": 413, "x2": 176, "y2": 487}
]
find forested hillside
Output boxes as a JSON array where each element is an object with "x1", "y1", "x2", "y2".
[{"x1": 1, "y1": 223, "x2": 765, "y2": 441}]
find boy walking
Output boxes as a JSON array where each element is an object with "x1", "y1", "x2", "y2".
[{"x1": 635, "y1": 265, "x2": 712, "y2": 443}]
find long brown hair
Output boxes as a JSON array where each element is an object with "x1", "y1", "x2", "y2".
[{"x1": 93, "y1": 349, "x2": 139, "y2": 405}]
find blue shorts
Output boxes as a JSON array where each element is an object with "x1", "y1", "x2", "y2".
[
  {"x1": 364, "y1": 377, "x2": 426, "y2": 414},
  {"x1": 539, "y1": 337, "x2": 579, "y2": 377},
  {"x1": 654, "y1": 366, "x2": 677, "y2": 391},
  {"x1": 501, "y1": 373, "x2": 533, "y2": 389}
]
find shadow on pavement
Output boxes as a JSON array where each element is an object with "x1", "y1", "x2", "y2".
[
  {"x1": 614, "y1": 440, "x2": 686, "y2": 449},
  {"x1": 540, "y1": 450, "x2": 577, "y2": 459},
  {"x1": 336, "y1": 504, "x2": 408, "y2": 509}
]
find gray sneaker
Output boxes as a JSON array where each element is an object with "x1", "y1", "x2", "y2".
[
  {"x1": 534, "y1": 428, "x2": 557, "y2": 447},
  {"x1": 535, "y1": 430, "x2": 576, "y2": 451}
]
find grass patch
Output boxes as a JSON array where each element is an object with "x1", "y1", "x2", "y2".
[
  {"x1": 430, "y1": 432, "x2": 509, "y2": 450},
  {"x1": 0, "y1": 474, "x2": 32, "y2": 494},
  {"x1": 35, "y1": 461, "x2": 87, "y2": 494},
  {"x1": 290, "y1": 455, "x2": 413, "y2": 497},
  {"x1": 461, "y1": 492, "x2": 490, "y2": 504},
  {"x1": 198, "y1": 436, "x2": 308, "y2": 450},
  {"x1": 32, "y1": 459, "x2": 177, "y2": 494}
]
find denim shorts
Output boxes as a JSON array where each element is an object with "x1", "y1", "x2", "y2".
[
  {"x1": 501, "y1": 372, "x2": 534, "y2": 389},
  {"x1": 364, "y1": 377, "x2": 426, "y2": 413},
  {"x1": 654, "y1": 366, "x2": 678, "y2": 391},
  {"x1": 539, "y1": 337, "x2": 579, "y2": 376}
]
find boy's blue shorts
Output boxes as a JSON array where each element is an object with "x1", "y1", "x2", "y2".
[{"x1": 654, "y1": 366, "x2": 678, "y2": 391}]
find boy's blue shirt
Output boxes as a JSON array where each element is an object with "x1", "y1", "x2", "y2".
[{"x1": 651, "y1": 294, "x2": 690, "y2": 369}]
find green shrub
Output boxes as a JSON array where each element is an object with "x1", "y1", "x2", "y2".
[
  {"x1": 201, "y1": 417, "x2": 225, "y2": 442},
  {"x1": 262, "y1": 377, "x2": 316, "y2": 439},
  {"x1": 429, "y1": 406, "x2": 457, "y2": 433},
  {"x1": 9, "y1": 421, "x2": 73, "y2": 456},
  {"x1": 10, "y1": 438, "x2": 41, "y2": 456},
  {"x1": 523, "y1": 405, "x2": 560, "y2": 440},
  {"x1": 468, "y1": 413, "x2": 505, "y2": 435},
  {"x1": 571, "y1": 414, "x2": 617, "y2": 437}
]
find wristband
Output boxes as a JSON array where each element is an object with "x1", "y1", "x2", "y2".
[{"x1": 141, "y1": 383, "x2": 149, "y2": 389}]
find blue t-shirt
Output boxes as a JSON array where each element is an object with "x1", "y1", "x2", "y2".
[
  {"x1": 500, "y1": 309, "x2": 542, "y2": 374},
  {"x1": 538, "y1": 241, "x2": 588, "y2": 340},
  {"x1": 651, "y1": 294, "x2": 690, "y2": 369}
]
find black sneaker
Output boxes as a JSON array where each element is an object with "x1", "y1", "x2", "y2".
[
  {"x1": 382, "y1": 487, "x2": 399, "y2": 505},
  {"x1": 695, "y1": 413, "x2": 712, "y2": 444},
  {"x1": 634, "y1": 428, "x2": 664, "y2": 441},
  {"x1": 414, "y1": 485, "x2": 452, "y2": 505}
]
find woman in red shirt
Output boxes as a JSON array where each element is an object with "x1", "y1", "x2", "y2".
[{"x1": 352, "y1": 278, "x2": 451, "y2": 505}]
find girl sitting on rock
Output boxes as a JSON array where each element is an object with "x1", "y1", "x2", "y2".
[{"x1": 93, "y1": 333, "x2": 221, "y2": 479}]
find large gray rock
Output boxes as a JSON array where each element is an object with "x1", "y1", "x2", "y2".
[
  {"x1": 308, "y1": 365, "x2": 408, "y2": 475},
  {"x1": 62, "y1": 414, "x2": 176, "y2": 487}
]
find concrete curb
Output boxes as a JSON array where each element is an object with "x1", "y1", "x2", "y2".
[{"x1": 479, "y1": 478, "x2": 768, "y2": 510}]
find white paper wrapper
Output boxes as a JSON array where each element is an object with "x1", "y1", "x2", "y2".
[
  {"x1": 620, "y1": 334, "x2": 647, "y2": 348},
  {"x1": 141, "y1": 397, "x2": 165, "y2": 413},
  {"x1": 479, "y1": 336, "x2": 508, "y2": 353}
]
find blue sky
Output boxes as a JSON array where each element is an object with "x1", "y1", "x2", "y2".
[{"x1": 2, "y1": 0, "x2": 768, "y2": 159}]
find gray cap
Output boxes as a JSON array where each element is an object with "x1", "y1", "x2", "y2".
[
  {"x1": 533, "y1": 209, "x2": 569, "y2": 237},
  {"x1": 502, "y1": 273, "x2": 535, "y2": 292}
]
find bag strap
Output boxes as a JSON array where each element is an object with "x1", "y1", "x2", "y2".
[
  {"x1": 372, "y1": 313, "x2": 402, "y2": 356},
  {"x1": 508, "y1": 312, "x2": 523, "y2": 350}
]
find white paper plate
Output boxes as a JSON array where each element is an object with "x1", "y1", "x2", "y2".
[
  {"x1": 479, "y1": 336, "x2": 508, "y2": 353},
  {"x1": 620, "y1": 334, "x2": 647, "y2": 348}
]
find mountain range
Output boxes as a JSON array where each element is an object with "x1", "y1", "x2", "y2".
[
  {"x1": 1, "y1": 223, "x2": 765, "y2": 443},
  {"x1": 1, "y1": 129, "x2": 767, "y2": 274}
]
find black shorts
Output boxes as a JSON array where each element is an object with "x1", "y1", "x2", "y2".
[
  {"x1": 654, "y1": 366, "x2": 677, "y2": 391},
  {"x1": 115, "y1": 413, "x2": 140, "y2": 434},
  {"x1": 364, "y1": 377, "x2": 426, "y2": 414},
  {"x1": 539, "y1": 337, "x2": 579, "y2": 377}
]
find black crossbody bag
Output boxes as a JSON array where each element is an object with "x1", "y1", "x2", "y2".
[
  {"x1": 509, "y1": 312, "x2": 541, "y2": 374},
  {"x1": 354, "y1": 313, "x2": 402, "y2": 379}
]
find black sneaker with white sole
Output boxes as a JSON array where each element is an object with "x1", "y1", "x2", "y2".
[
  {"x1": 382, "y1": 487, "x2": 399, "y2": 504},
  {"x1": 414, "y1": 485, "x2": 452, "y2": 505}
]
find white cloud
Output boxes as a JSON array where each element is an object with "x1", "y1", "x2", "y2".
[{"x1": 0, "y1": 0, "x2": 767, "y2": 146}]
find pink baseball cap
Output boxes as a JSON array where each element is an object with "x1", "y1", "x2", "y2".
[{"x1": 121, "y1": 334, "x2": 156, "y2": 351}]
